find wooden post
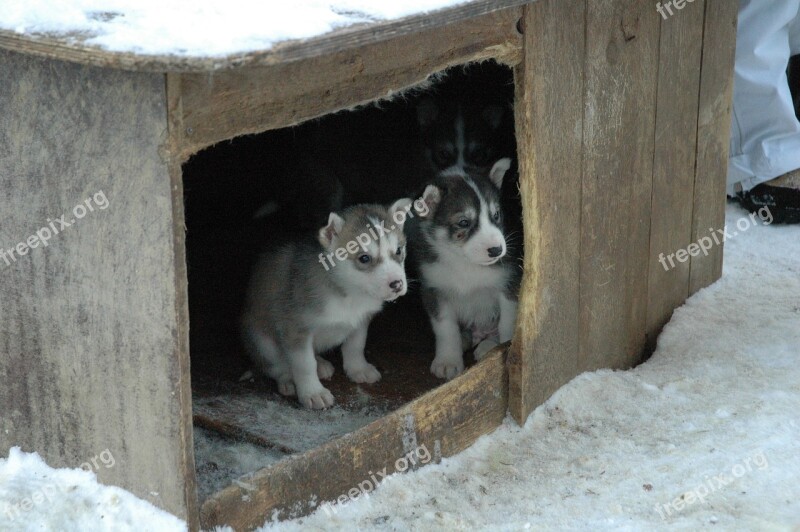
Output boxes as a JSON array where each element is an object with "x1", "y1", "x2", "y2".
[
  {"x1": 689, "y1": 0, "x2": 739, "y2": 295},
  {"x1": 508, "y1": 0, "x2": 585, "y2": 423},
  {"x1": 0, "y1": 49, "x2": 198, "y2": 528}
]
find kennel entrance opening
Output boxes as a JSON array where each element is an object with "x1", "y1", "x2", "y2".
[{"x1": 184, "y1": 58, "x2": 517, "y2": 509}]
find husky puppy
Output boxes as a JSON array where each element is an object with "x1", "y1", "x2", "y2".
[
  {"x1": 408, "y1": 158, "x2": 520, "y2": 380},
  {"x1": 242, "y1": 199, "x2": 412, "y2": 409},
  {"x1": 416, "y1": 97, "x2": 509, "y2": 179}
]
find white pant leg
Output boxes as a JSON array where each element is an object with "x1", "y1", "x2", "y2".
[
  {"x1": 728, "y1": 0, "x2": 800, "y2": 195},
  {"x1": 792, "y1": 11, "x2": 800, "y2": 54}
]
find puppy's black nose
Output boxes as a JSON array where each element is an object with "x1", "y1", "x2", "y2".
[
  {"x1": 487, "y1": 246, "x2": 503, "y2": 258},
  {"x1": 390, "y1": 280, "x2": 404, "y2": 292}
]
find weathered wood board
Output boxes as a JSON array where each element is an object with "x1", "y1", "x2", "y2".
[
  {"x1": 508, "y1": 0, "x2": 584, "y2": 422},
  {"x1": 579, "y1": 0, "x2": 660, "y2": 372},
  {"x1": 170, "y1": 6, "x2": 524, "y2": 156},
  {"x1": 646, "y1": 0, "x2": 707, "y2": 349},
  {"x1": 0, "y1": 49, "x2": 197, "y2": 527},
  {"x1": 689, "y1": 0, "x2": 739, "y2": 295}
]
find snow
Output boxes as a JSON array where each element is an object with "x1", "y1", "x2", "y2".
[
  {"x1": 2, "y1": 202, "x2": 798, "y2": 530},
  {"x1": 0, "y1": 447, "x2": 186, "y2": 532},
  {"x1": 0, "y1": 0, "x2": 469, "y2": 57}
]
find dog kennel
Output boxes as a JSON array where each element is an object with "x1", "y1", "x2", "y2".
[{"x1": 0, "y1": 0, "x2": 738, "y2": 529}]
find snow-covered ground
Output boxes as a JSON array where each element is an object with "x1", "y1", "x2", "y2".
[
  {"x1": 2, "y1": 202, "x2": 798, "y2": 531},
  {"x1": 0, "y1": 0, "x2": 468, "y2": 57},
  {"x1": 0, "y1": 448, "x2": 186, "y2": 532}
]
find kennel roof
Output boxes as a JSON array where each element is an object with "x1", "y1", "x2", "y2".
[{"x1": 0, "y1": 0, "x2": 529, "y2": 72}]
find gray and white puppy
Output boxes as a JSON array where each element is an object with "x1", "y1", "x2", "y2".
[
  {"x1": 242, "y1": 199, "x2": 412, "y2": 409},
  {"x1": 408, "y1": 158, "x2": 520, "y2": 380}
]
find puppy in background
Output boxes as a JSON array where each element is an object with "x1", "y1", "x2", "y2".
[
  {"x1": 242, "y1": 199, "x2": 412, "y2": 409},
  {"x1": 414, "y1": 62, "x2": 516, "y2": 181}
]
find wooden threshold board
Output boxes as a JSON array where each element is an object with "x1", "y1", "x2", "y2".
[{"x1": 197, "y1": 345, "x2": 508, "y2": 530}]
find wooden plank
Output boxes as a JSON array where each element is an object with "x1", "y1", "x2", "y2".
[
  {"x1": 166, "y1": 79, "x2": 201, "y2": 531},
  {"x1": 646, "y1": 0, "x2": 706, "y2": 349},
  {"x1": 0, "y1": 50, "x2": 196, "y2": 523},
  {"x1": 193, "y1": 414, "x2": 299, "y2": 455},
  {"x1": 200, "y1": 347, "x2": 508, "y2": 530},
  {"x1": 578, "y1": 0, "x2": 661, "y2": 372},
  {"x1": 172, "y1": 7, "x2": 523, "y2": 156},
  {"x1": 688, "y1": 1, "x2": 738, "y2": 295},
  {"x1": 507, "y1": 0, "x2": 584, "y2": 424},
  {"x1": 0, "y1": 0, "x2": 530, "y2": 73}
]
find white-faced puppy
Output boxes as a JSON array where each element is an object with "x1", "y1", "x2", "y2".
[
  {"x1": 408, "y1": 158, "x2": 520, "y2": 380},
  {"x1": 242, "y1": 199, "x2": 412, "y2": 408}
]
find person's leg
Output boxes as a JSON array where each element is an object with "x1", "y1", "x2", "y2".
[{"x1": 728, "y1": 0, "x2": 800, "y2": 195}]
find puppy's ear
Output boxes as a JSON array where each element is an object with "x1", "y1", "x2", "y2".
[
  {"x1": 489, "y1": 158, "x2": 512, "y2": 189},
  {"x1": 482, "y1": 104, "x2": 504, "y2": 130},
  {"x1": 318, "y1": 212, "x2": 345, "y2": 249},
  {"x1": 388, "y1": 198, "x2": 413, "y2": 229},
  {"x1": 417, "y1": 98, "x2": 439, "y2": 127},
  {"x1": 414, "y1": 185, "x2": 442, "y2": 219}
]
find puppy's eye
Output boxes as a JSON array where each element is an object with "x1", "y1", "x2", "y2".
[
  {"x1": 492, "y1": 211, "x2": 500, "y2": 221},
  {"x1": 456, "y1": 219, "x2": 470, "y2": 228},
  {"x1": 470, "y1": 147, "x2": 491, "y2": 166},
  {"x1": 395, "y1": 246, "x2": 403, "y2": 255},
  {"x1": 358, "y1": 254, "x2": 371, "y2": 264},
  {"x1": 433, "y1": 147, "x2": 455, "y2": 166}
]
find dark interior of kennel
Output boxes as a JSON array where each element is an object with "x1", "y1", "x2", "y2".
[{"x1": 182, "y1": 61, "x2": 518, "y2": 493}]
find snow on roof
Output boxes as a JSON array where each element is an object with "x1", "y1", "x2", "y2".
[{"x1": 0, "y1": 0, "x2": 469, "y2": 57}]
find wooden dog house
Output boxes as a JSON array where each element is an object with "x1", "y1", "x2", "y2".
[{"x1": 0, "y1": 0, "x2": 738, "y2": 529}]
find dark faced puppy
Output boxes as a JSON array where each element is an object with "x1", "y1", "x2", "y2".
[
  {"x1": 416, "y1": 98, "x2": 506, "y2": 179},
  {"x1": 411, "y1": 159, "x2": 509, "y2": 267},
  {"x1": 407, "y1": 159, "x2": 519, "y2": 380}
]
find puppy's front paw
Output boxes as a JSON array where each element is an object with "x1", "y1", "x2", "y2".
[
  {"x1": 346, "y1": 363, "x2": 381, "y2": 384},
  {"x1": 474, "y1": 338, "x2": 499, "y2": 361},
  {"x1": 316, "y1": 356, "x2": 335, "y2": 380},
  {"x1": 430, "y1": 357, "x2": 464, "y2": 380},
  {"x1": 298, "y1": 386, "x2": 335, "y2": 409},
  {"x1": 277, "y1": 380, "x2": 296, "y2": 397}
]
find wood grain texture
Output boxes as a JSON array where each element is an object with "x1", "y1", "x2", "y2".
[
  {"x1": 167, "y1": 78, "x2": 201, "y2": 531},
  {"x1": 507, "y1": 0, "x2": 585, "y2": 424},
  {"x1": 0, "y1": 0, "x2": 530, "y2": 73},
  {"x1": 0, "y1": 50, "x2": 196, "y2": 521},
  {"x1": 646, "y1": 0, "x2": 706, "y2": 348},
  {"x1": 200, "y1": 347, "x2": 508, "y2": 530},
  {"x1": 172, "y1": 7, "x2": 523, "y2": 156},
  {"x1": 579, "y1": 0, "x2": 660, "y2": 372},
  {"x1": 689, "y1": 1, "x2": 738, "y2": 295}
]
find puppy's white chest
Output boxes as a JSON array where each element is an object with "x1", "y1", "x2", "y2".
[
  {"x1": 312, "y1": 295, "x2": 381, "y2": 352},
  {"x1": 422, "y1": 255, "x2": 505, "y2": 295},
  {"x1": 422, "y1": 253, "x2": 507, "y2": 328}
]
